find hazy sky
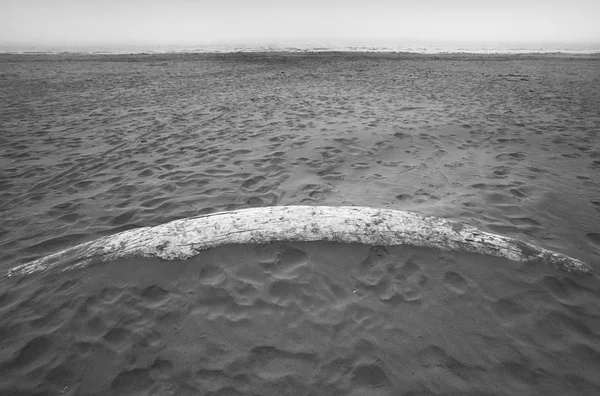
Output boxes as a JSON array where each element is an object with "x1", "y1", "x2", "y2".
[{"x1": 1, "y1": 0, "x2": 599, "y2": 46}]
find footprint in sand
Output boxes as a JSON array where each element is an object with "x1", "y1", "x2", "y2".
[
  {"x1": 350, "y1": 162, "x2": 370, "y2": 170},
  {"x1": 491, "y1": 298, "x2": 528, "y2": 327},
  {"x1": 540, "y1": 275, "x2": 587, "y2": 306},
  {"x1": 394, "y1": 132, "x2": 410, "y2": 139},
  {"x1": 509, "y1": 187, "x2": 531, "y2": 199},
  {"x1": 7, "y1": 335, "x2": 54, "y2": 369},
  {"x1": 197, "y1": 263, "x2": 226, "y2": 285},
  {"x1": 507, "y1": 216, "x2": 542, "y2": 227},
  {"x1": 350, "y1": 363, "x2": 392, "y2": 395},
  {"x1": 103, "y1": 327, "x2": 134, "y2": 346},
  {"x1": 255, "y1": 243, "x2": 281, "y2": 263},
  {"x1": 247, "y1": 345, "x2": 318, "y2": 382},
  {"x1": 442, "y1": 271, "x2": 468, "y2": 294},
  {"x1": 241, "y1": 175, "x2": 266, "y2": 189},
  {"x1": 140, "y1": 285, "x2": 169, "y2": 302},
  {"x1": 45, "y1": 365, "x2": 77, "y2": 387},
  {"x1": 246, "y1": 196, "x2": 268, "y2": 207},
  {"x1": 416, "y1": 344, "x2": 450, "y2": 369},
  {"x1": 388, "y1": 258, "x2": 429, "y2": 303},
  {"x1": 491, "y1": 165, "x2": 511, "y2": 177},
  {"x1": 271, "y1": 245, "x2": 309, "y2": 275},
  {"x1": 86, "y1": 314, "x2": 107, "y2": 337},
  {"x1": 585, "y1": 233, "x2": 600, "y2": 248},
  {"x1": 110, "y1": 367, "x2": 154, "y2": 394},
  {"x1": 395, "y1": 193, "x2": 413, "y2": 201},
  {"x1": 267, "y1": 280, "x2": 297, "y2": 305},
  {"x1": 256, "y1": 243, "x2": 309, "y2": 276},
  {"x1": 352, "y1": 246, "x2": 398, "y2": 301},
  {"x1": 194, "y1": 368, "x2": 248, "y2": 393},
  {"x1": 531, "y1": 311, "x2": 594, "y2": 352},
  {"x1": 228, "y1": 279, "x2": 260, "y2": 306},
  {"x1": 496, "y1": 152, "x2": 526, "y2": 161}
]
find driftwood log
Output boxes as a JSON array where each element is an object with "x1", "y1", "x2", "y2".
[{"x1": 7, "y1": 206, "x2": 593, "y2": 277}]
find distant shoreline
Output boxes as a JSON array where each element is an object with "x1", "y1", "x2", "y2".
[
  {"x1": 2, "y1": 51, "x2": 600, "y2": 62},
  {"x1": 1, "y1": 41, "x2": 599, "y2": 57}
]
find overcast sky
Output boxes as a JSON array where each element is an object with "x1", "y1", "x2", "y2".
[{"x1": 1, "y1": 0, "x2": 599, "y2": 46}]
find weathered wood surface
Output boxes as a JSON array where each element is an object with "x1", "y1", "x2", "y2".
[{"x1": 6, "y1": 206, "x2": 593, "y2": 277}]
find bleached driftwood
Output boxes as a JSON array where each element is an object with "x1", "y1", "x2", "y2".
[{"x1": 7, "y1": 206, "x2": 593, "y2": 277}]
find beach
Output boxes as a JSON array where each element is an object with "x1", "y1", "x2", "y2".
[{"x1": 1, "y1": 52, "x2": 600, "y2": 395}]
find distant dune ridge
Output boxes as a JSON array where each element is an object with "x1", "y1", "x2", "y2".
[{"x1": 1, "y1": 52, "x2": 600, "y2": 395}]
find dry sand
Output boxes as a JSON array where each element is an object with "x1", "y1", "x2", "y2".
[{"x1": 1, "y1": 52, "x2": 600, "y2": 395}]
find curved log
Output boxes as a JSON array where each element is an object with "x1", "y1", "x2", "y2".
[{"x1": 7, "y1": 206, "x2": 593, "y2": 277}]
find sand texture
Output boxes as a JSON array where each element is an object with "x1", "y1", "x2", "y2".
[
  {"x1": 7, "y1": 206, "x2": 593, "y2": 278},
  {"x1": 1, "y1": 243, "x2": 600, "y2": 395},
  {"x1": 1, "y1": 53, "x2": 600, "y2": 271},
  {"x1": 1, "y1": 52, "x2": 600, "y2": 394}
]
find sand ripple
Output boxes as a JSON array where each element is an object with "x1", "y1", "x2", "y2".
[
  {"x1": 1, "y1": 53, "x2": 599, "y2": 272},
  {"x1": 1, "y1": 242, "x2": 600, "y2": 395},
  {"x1": 1, "y1": 53, "x2": 600, "y2": 394}
]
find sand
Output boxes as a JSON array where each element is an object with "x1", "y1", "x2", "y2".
[
  {"x1": 1, "y1": 242, "x2": 600, "y2": 395},
  {"x1": 1, "y1": 52, "x2": 600, "y2": 394}
]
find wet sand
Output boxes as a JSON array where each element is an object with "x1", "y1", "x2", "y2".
[{"x1": 1, "y1": 52, "x2": 600, "y2": 394}]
